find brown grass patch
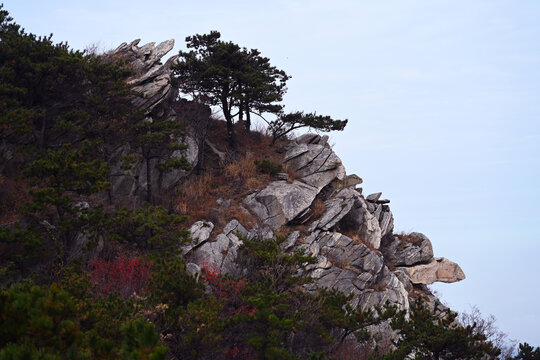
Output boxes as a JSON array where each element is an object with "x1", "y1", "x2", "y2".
[
  {"x1": 174, "y1": 119, "x2": 297, "y2": 230},
  {"x1": 395, "y1": 231, "x2": 424, "y2": 250},
  {"x1": 384, "y1": 260, "x2": 397, "y2": 272},
  {"x1": 311, "y1": 198, "x2": 326, "y2": 220},
  {"x1": 283, "y1": 164, "x2": 303, "y2": 183},
  {"x1": 224, "y1": 155, "x2": 257, "y2": 179},
  {"x1": 175, "y1": 124, "x2": 281, "y2": 226},
  {"x1": 347, "y1": 233, "x2": 377, "y2": 251},
  {"x1": 370, "y1": 283, "x2": 387, "y2": 292}
]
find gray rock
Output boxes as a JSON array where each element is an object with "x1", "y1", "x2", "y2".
[
  {"x1": 191, "y1": 234, "x2": 230, "y2": 269},
  {"x1": 223, "y1": 219, "x2": 248, "y2": 247},
  {"x1": 182, "y1": 220, "x2": 214, "y2": 255},
  {"x1": 305, "y1": 231, "x2": 409, "y2": 311},
  {"x1": 295, "y1": 133, "x2": 323, "y2": 145},
  {"x1": 109, "y1": 134, "x2": 198, "y2": 205},
  {"x1": 337, "y1": 196, "x2": 382, "y2": 249},
  {"x1": 188, "y1": 220, "x2": 249, "y2": 275},
  {"x1": 282, "y1": 231, "x2": 301, "y2": 251},
  {"x1": 341, "y1": 174, "x2": 363, "y2": 188},
  {"x1": 216, "y1": 198, "x2": 231, "y2": 208},
  {"x1": 403, "y1": 257, "x2": 466, "y2": 285},
  {"x1": 186, "y1": 263, "x2": 201, "y2": 279},
  {"x1": 310, "y1": 188, "x2": 357, "y2": 231},
  {"x1": 247, "y1": 223, "x2": 275, "y2": 240},
  {"x1": 378, "y1": 208, "x2": 394, "y2": 238},
  {"x1": 274, "y1": 172, "x2": 289, "y2": 181},
  {"x1": 111, "y1": 39, "x2": 178, "y2": 113},
  {"x1": 67, "y1": 232, "x2": 104, "y2": 263},
  {"x1": 382, "y1": 232, "x2": 433, "y2": 266},
  {"x1": 366, "y1": 192, "x2": 382, "y2": 202},
  {"x1": 160, "y1": 136, "x2": 198, "y2": 190},
  {"x1": 284, "y1": 142, "x2": 346, "y2": 191},
  {"x1": 190, "y1": 220, "x2": 215, "y2": 243},
  {"x1": 244, "y1": 180, "x2": 318, "y2": 230}
]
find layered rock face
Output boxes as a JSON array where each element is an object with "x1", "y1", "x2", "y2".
[
  {"x1": 183, "y1": 133, "x2": 466, "y2": 318},
  {"x1": 107, "y1": 37, "x2": 465, "y2": 334},
  {"x1": 107, "y1": 40, "x2": 197, "y2": 205},
  {"x1": 111, "y1": 39, "x2": 179, "y2": 115}
]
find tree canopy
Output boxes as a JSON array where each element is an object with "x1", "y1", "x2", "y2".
[
  {"x1": 269, "y1": 111, "x2": 348, "y2": 144},
  {"x1": 172, "y1": 31, "x2": 289, "y2": 149}
]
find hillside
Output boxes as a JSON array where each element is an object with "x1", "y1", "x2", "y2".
[{"x1": 1, "y1": 6, "x2": 534, "y2": 359}]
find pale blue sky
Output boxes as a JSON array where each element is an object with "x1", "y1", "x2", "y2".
[{"x1": 4, "y1": 0, "x2": 539, "y2": 346}]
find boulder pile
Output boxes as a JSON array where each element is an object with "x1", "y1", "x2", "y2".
[{"x1": 183, "y1": 133, "x2": 465, "y2": 317}]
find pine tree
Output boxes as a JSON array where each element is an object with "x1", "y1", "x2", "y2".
[{"x1": 172, "y1": 31, "x2": 289, "y2": 149}]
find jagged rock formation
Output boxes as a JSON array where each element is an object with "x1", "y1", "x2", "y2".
[
  {"x1": 185, "y1": 133, "x2": 466, "y2": 320},
  {"x1": 403, "y1": 257, "x2": 466, "y2": 285},
  {"x1": 107, "y1": 40, "x2": 197, "y2": 205},
  {"x1": 111, "y1": 39, "x2": 179, "y2": 116},
  {"x1": 106, "y1": 38, "x2": 465, "y2": 346}
]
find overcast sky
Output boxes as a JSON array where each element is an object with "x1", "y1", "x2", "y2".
[{"x1": 4, "y1": 0, "x2": 539, "y2": 347}]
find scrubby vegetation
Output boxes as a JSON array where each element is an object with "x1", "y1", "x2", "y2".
[{"x1": 0, "y1": 4, "x2": 534, "y2": 359}]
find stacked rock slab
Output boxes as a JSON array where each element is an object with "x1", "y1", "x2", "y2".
[
  {"x1": 107, "y1": 39, "x2": 198, "y2": 205},
  {"x1": 111, "y1": 39, "x2": 179, "y2": 115},
  {"x1": 189, "y1": 134, "x2": 465, "y2": 311},
  {"x1": 185, "y1": 133, "x2": 465, "y2": 346}
]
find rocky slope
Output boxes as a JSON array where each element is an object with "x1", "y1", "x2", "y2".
[
  {"x1": 182, "y1": 134, "x2": 465, "y2": 314},
  {"x1": 111, "y1": 38, "x2": 466, "y2": 343}
]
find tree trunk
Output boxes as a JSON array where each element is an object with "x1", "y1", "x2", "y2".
[
  {"x1": 221, "y1": 95, "x2": 237, "y2": 150},
  {"x1": 245, "y1": 108, "x2": 251, "y2": 132},
  {"x1": 144, "y1": 148, "x2": 153, "y2": 204}
]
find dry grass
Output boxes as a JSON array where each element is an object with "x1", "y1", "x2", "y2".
[
  {"x1": 347, "y1": 233, "x2": 377, "y2": 251},
  {"x1": 395, "y1": 231, "x2": 424, "y2": 250},
  {"x1": 370, "y1": 283, "x2": 387, "y2": 292},
  {"x1": 311, "y1": 198, "x2": 326, "y2": 221},
  {"x1": 384, "y1": 260, "x2": 397, "y2": 272},
  {"x1": 175, "y1": 119, "x2": 290, "y2": 228},
  {"x1": 283, "y1": 164, "x2": 303, "y2": 183},
  {"x1": 224, "y1": 155, "x2": 257, "y2": 179}
]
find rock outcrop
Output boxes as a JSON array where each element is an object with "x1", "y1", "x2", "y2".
[
  {"x1": 111, "y1": 39, "x2": 179, "y2": 115},
  {"x1": 104, "y1": 41, "x2": 467, "y2": 342},
  {"x1": 403, "y1": 257, "x2": 466, "y2": 285},
  {"x1": 185, "y1": 133, "x2": 465, "y2": 323},
  {"x1": 107, "y1": 39, "x2": 197, "y2": 205},
  {"x1": 244, "y1": 180, "x2": 318, "y2": 230},
  {"x1": 283, "y1": 134, "x2": 346, "y2": 191}
]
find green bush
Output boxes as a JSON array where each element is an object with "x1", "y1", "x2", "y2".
[
  {"x1": 254, "y1": 160, "x2": 283, "y2": 176},
  {"x1": 0, "y1": 276, "x2": 167, "y2": 359}
]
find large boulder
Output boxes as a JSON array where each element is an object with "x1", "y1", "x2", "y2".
[
  {"x1": 336, "y1": 195, "x2": 382, "y2": 249},
  {"x1": 190, "y1": 220, "x2": 248, "y2": 275},
  {"x1": 284, "y1": 139, "x2": 346, "y2": 191},
  {"x1": 309, "y1": 187, "x2": 357, "y2": 231},
  {"x1": 302, "y1": 231, "x2": 409, "y2": 311},
  {"x1": 403, "y1": 257, "x2": 466, "y2": 285},
  {"x1": 181, "y1": 220, "x2": 214, "y2": 255},
  {"x1": 244, "y1": 180, "x2": 318, "y2": 230},
  {"x1": 382, "y1": 232, "x2": 434, "y2": 266}
]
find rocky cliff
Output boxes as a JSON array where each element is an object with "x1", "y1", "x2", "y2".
[
  {"x1": 111, "y1": 38, "x2": 466, "y2": 345},
  {"x1": 110, "y1": 37, "x2": 465, "y2": 310},
  {"x1": 182, "y1": 134, "x2": 465, "y2": 309}
]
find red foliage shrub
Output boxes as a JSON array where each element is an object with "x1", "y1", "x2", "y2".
[
  {"x1": 90, "y1": 255, "x2": 152, "y2": 298},
  {"x1": 200, "y1": 262, "x2": 247, "y2": 299}
]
